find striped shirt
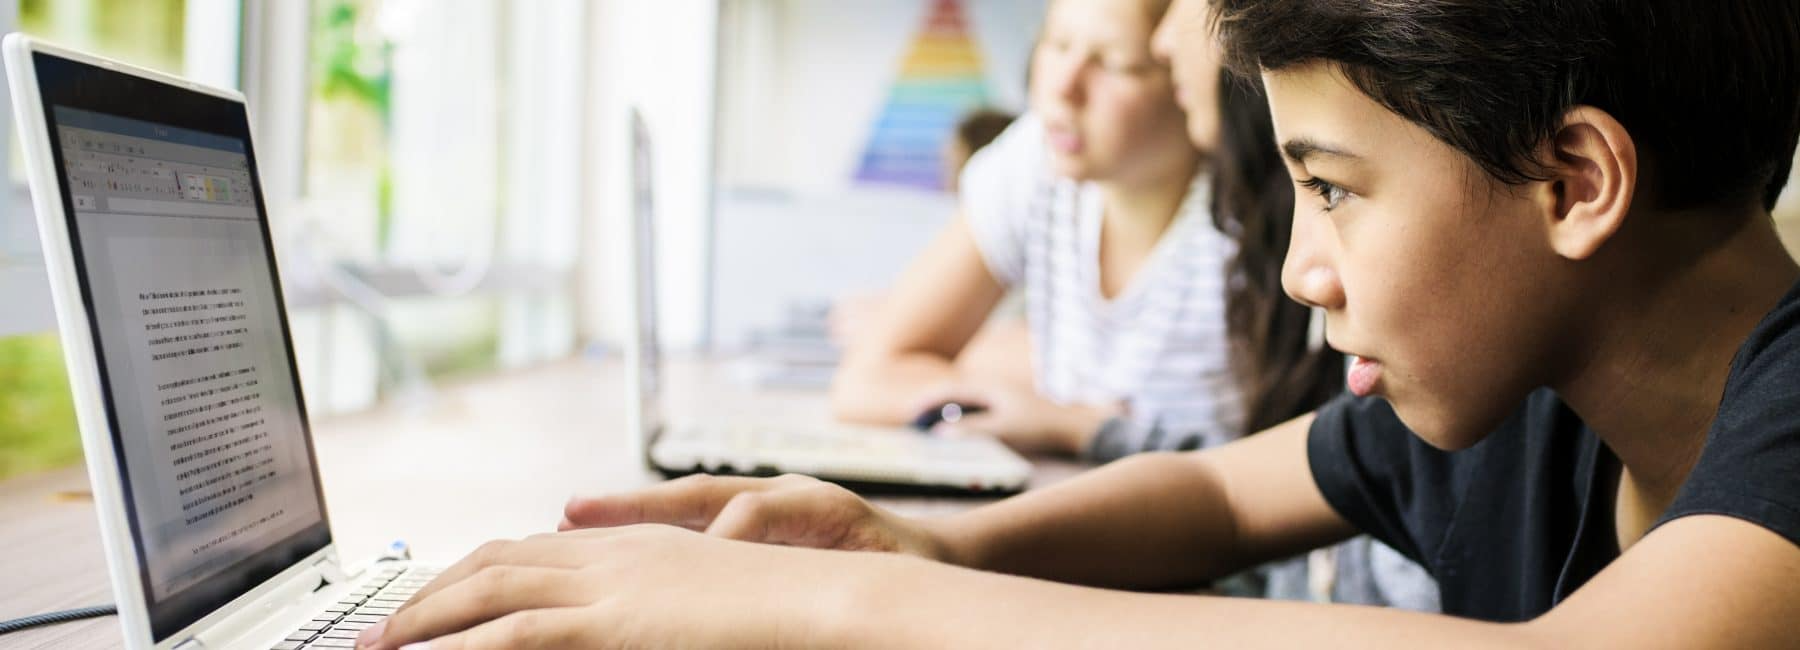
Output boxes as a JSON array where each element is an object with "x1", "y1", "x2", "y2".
[{"x1": 962, "y1": 113, "x2": 1247, "y2": 460}]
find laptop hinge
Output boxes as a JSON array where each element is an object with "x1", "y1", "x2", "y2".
[
  {"x1": 315, "y1": 553, "x2": 349, "y2": 586},
  {"x1": 180, "y1": 553, "x2": 336, "y2": 650}
]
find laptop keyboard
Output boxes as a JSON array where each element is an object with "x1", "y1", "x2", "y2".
[
  {"x1": 717, "y1": 425, "x2": 1005, "y2": 461},
  {"x1": 272, "y1": 565, "x2": 440, "y2": 649}
]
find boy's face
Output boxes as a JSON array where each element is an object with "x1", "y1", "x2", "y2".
[{"x1": 1264, "y1": 64, "x2": 1580, "y2": 449}]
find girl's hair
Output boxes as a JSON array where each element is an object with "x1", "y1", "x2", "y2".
[{"x1": 1211, "y1": 72, "x2": 1345, "y2": 434}]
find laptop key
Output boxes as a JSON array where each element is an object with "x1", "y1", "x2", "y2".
[
  {"x1": 304, "y1": 639, "x2": 357, "y2": 648},
  {"x1": 319, "y1": 630, "x2": 363, "y2": 639},
  {"x1": 271, "y1": 642, "x2": 305, "y2": 650},
  {"x1": 342, "y1": 614, "x2": 385, "y2": 624}
]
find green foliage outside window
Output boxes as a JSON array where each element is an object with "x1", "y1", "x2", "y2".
[
  {"x1": 0, "y1": 334, "x2": 80, "y2": 481},
  {"x1": 3, "y1": 0, "x2": 184, "y2": 480}
]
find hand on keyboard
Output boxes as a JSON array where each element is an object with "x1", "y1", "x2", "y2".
[
  {"x1": 355, "y1": 524, "x2": 927, "y2": 649},
  {"x1": 559, "y1": 473, "x2": 957, "y2": 561},
  {"x1": 276, "y1": 565, "x2": 439, "y2": 649}
]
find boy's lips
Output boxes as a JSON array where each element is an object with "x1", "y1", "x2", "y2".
[{"x1": 1348, "y1": 356, "x2": 1383, "y2": 397}]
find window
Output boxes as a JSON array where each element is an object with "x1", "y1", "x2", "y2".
[
  {"x1": 0, "y1": 0, "x2": 586, "y2": 479},
  {"x1": 19, "y1": 0, "x2": 186, "y2": 73},
  {"x1": 0, "y1": 0, "x2": 192, "y2": 481},
  {"x1": 285, "y1": 0, "x2": 582, "y2": 412},
  {"x1": 10, "y1": 0, "x2": 189, "y2": 183}
]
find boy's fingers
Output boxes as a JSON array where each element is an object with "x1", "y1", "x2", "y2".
[{"x1": 562, "y1": 474, "x2": 803, "y2": 529}]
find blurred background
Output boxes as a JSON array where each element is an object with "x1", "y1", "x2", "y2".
[{"x1": 0, "y1": 0, "x2": 1795, "y2": 481}]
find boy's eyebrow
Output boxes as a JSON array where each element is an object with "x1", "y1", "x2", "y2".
[{"x1": 1282, "y1": 137, "x2": 1361, "y2": 164}]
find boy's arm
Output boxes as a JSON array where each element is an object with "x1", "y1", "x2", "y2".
[
  {"x1": 563, "y1": 412, "x2": 1359, "y2": 590},
  {"x1": 365, "y1": 508, "x2": 1800, "y2": 649},
  {"x1": 845, "y1": 512, "x2": 1800, "y2": 648},
  {"x1": 932, "y1": 412, "x2": 1357, "y2": 588}
]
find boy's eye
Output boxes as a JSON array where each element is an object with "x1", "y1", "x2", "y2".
[{"x1": 1300, "y1": 177, "x2": 1350, "y2": 211}]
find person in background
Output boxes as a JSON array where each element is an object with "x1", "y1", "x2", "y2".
[
  {"x1": 831, "y1": 0, "x2": 1270, "y2": 462},
  {"x1": 944, "y1": 108, "x2": 1018, "y2": 194}
]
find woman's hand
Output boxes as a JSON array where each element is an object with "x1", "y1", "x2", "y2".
[
  {"x1": 559, "y1": 473, "x2": 959, "y2": 563},
  {"x1": 912, "y1": 381, "x2": 1117, "y2": 456},
  {"x1": 354, "y1": 525, "x2": 873, "y2": 649}
]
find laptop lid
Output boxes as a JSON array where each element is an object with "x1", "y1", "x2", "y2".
[
  {"x1": 626, "y1": 108, "x2": 665, "y2": 466},
  {"x1": 4, "y1": 36, "x2": 335, "y2": 646}
]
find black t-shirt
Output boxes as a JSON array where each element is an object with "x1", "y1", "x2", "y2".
[{"x1": 1308, "y1": 279, "x2": 1800, "y2": 622}]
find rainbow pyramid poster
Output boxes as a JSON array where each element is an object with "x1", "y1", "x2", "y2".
[{"x1": 853, "y1": 0, "x2": 992, "y2": 191}]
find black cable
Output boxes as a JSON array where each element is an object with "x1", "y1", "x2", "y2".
[{"x1": 0, "y1": 604, "x2": 117, "y2": 635}]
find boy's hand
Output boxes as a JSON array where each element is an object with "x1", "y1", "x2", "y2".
[
  {"x1": 356, "y1": 525, "x2": 872, "y2": 649},
  {"x1": 560, "y1": 473, "x2": 958, "y2": 563}
]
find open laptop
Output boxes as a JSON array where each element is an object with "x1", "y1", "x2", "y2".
[
  {"x1": 5, "y1": 35, "x2": 435, "y2": 649},
  {"x1": 626, "y1": 109, "x2": 1031, "y2": 495}
]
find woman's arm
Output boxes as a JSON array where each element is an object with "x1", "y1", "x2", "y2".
[{"x1": 830, "y1": 212, "x2": 1007, "y2": 424}]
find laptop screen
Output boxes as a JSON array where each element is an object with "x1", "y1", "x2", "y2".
[{"x1": 31, "y1": 52, "x2": 331, "y2": 641}]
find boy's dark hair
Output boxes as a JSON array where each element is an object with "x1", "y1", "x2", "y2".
[{"x1": 1211, "y1": 0, "x2": 1800, "y2": 212}]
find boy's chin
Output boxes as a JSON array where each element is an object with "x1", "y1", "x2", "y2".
[{"x1": 1391, "y1": 400, "x2": 1499, "y2": 452}]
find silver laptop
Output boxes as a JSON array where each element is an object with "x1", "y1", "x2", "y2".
[
  {"x1": 5, "y1": 35, "x2": 436, "y2": 649},
  {"x1": 626, "y1": 109, "x2": 1031, "y2": 495}
]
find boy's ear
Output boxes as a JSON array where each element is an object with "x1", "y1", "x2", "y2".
[{"x1": 1537, "y1": 106, "x2": 1638, "y2": 260}]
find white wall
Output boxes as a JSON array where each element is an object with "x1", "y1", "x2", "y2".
[
  {"x1": 580, "y1": 1, "x2": 720, "y2": 351},
  {"x1": 719, "y1": 0, "x2": 1045, "y2": 194},
  {"x1": 702, "y1": 0, "x2": 1046, "y2": 347},
  {"x1": 711, "y1": 188, "x2": 956, "y2": 348}
]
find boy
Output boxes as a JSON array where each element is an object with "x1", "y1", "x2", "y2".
[{"x1": 360, "y1": 1, "x2": 1800, "y2": 647}]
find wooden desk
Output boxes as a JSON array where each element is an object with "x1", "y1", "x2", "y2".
[{"x1": 0, "y1": 358, "x2": 1082, "y2": 648}]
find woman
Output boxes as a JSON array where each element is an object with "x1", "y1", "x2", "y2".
[{"x1": 832, "y1": 0, "x2": 1317, "y2": 463}]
